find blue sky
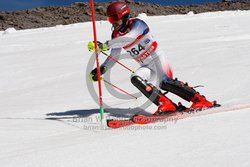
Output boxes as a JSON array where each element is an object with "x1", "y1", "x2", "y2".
[{"x1": 0, "y1": 0, "x2": 222, "y2": 11}]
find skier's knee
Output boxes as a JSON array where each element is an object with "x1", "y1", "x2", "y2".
[
  {"x1": 131, "y1": 75, "x2": 160, "y2": 105},
  {"x1": 131, "y1": 75, "x2": 143, "y2": 86}
]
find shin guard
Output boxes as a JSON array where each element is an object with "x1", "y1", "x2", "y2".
[
  {"x1": 160, "y1": 78, "x2": 196, "y2": 102},
  {"x1": 131, "y1": 76, "x2": 161, "y2": 105}
]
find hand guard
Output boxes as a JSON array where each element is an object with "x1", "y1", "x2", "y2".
[
  {"x1": 88, "y1": 41, "x2": 109, "y2": 52},
  {"x1": 89, "y1": 66, "x2": 107, "y2": 82}
]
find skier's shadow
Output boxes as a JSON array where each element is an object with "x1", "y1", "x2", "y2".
[{"x1": 46, "y1": 107, "x2": 151, "y2": 120}]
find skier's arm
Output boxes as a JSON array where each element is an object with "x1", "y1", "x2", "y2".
[
  {"x1": 107, "y1": 37, "x2": 136, "y2": 49},
  {"x1": 88, "y1": 41, "x2": 122, "y2": 82},
  {"x1": 102, "y1": 48, "x2": 122, "y2": 69},
  {"x1": 90, "y1": 48, "x2": 121, "y2": 82}
]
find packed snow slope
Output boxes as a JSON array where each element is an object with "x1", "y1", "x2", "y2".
[{"x1": 1, "y1": 11, "x2": 250, "y2": 167}]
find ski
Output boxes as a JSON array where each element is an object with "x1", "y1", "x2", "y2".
[
  {"x1": 107, "y1": 112, "x2": 182, "y2": 128},
  {"x1": 107, "y1": 103, "x2": 221, "y2": 129},
  {"x1": 107, "y1": 119, "x2": 134, "y2": 129},
  {"x1": 132, "y1": 112, "x2": 179, "y2": 124}
]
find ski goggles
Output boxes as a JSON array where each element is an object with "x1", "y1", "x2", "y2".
[{"x1": 107, "y1": 15, "x2": 120, "y2": 24}]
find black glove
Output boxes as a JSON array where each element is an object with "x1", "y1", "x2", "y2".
[{"x1": 90, "y1": 65, "x2": 107, "y2": 82}]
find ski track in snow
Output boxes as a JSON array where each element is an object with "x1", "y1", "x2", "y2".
[{"x1": 0, "y1": 10, "x2": 250, "y2": 167}]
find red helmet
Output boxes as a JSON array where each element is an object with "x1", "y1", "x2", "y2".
[{"x1": 107, "y1": 2, "x2": 131, "y2": 24}]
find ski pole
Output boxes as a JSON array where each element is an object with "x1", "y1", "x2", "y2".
[
  {"x1": 102, "y1": 78, "x2": 138, "y2": 99},
  {"x1": 90, "y1": 0, "x2": 104, "y2": 121},
  {"x1": 100, "y1": 51, "x2": 135, "y2": 74}
]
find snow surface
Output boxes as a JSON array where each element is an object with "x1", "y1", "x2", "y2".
[{"x1": 1, "y1": 10, "x2": 250, "y2": 167}]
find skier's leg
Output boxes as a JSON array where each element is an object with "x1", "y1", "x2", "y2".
[
  {"x1": 160, "y1": 78, "x2": 214, "y2": 109},
  {"x1": 160, "y1": 78, "x2": 196, "y2": 102},
  {"x1": 155, "y1": 52, "x2": 214, "y2": 109},
  {"x1": 155, "y1": 51, "x2": 215, "y2": 110},
  {"x1": 131, "y1": 67, "x2": 177, "y2": 114}
]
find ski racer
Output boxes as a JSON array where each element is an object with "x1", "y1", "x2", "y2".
[{"x1": 88, "y1": 1, "x2": 217, "y2": 115}]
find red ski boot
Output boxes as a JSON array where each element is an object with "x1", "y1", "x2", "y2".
[
  {"x1": 189, "y1": 93, "x2": 215, "y2": 111},
  {"x1": 153, "y1": 94, "x2": 178, "y2": 115}
]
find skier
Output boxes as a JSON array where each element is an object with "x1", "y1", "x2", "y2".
[{"x1": 88, "y1": 1, "x2": 217, "y2": 115}]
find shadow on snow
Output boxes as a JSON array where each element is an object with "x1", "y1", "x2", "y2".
[{"x1": 46, "y1": 107, "x2": 151, "y2": 120}]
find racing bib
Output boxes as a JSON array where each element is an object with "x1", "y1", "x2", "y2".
[{"x1": 123, "y1": 35, "x2": 157, "y2": 63}]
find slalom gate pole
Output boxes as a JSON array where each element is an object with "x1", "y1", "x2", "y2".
[
  {"x1": 102, "y1": 79, "x2": 137, "y2": 99},
  {"x1": 101, "y1": 51, "x2": 135, "y2": 73},
  {"x1": 90, "y1": 0, "x2": 104, "y2": 121}
]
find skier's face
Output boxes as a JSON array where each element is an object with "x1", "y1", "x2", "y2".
[
  {"x1": 107, "y1": 15, "x2": 123, "y2": 30},
  {"x1": 112, "y1": 20, "x2": 123, "y2": 30}
]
